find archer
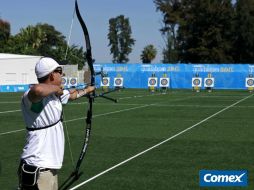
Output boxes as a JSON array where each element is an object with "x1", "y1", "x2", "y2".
[{"x1": 17, "y1": 57, "x2": 95, "y2": 190}]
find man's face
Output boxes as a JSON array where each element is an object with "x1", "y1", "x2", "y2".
[{"x1": 52, "y1": 67, "x2": 63, "y2": 86}]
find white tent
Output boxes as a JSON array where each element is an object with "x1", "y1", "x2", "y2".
[{"x1": 0, "y1": 53, "x2": 41, "y2": 85}]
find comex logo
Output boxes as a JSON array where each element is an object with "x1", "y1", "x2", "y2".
[
  {"x1": 199, "y1": 170, "x2": 248, "y2": 187},
  {"x1": 204, "y1": 173, "x2": 245, "y2": 183}
]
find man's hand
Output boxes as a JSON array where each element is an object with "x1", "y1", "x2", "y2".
[
  {"x1": 55, "y1": 86, "x2": 64, "y2": 97},
  {"x1": 85, "y1": 86, "x2": 96, "y2": 94}
]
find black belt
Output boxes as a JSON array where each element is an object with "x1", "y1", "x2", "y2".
[
  {"x1": 21, "y1": 160, "x2": 51, "y2": 172},
  {"x1": 39, "y1": 168, "x2": 51, "y2": 172},
  {"x1": 26, "y1": 114, "x2": 63, "y2": 131}
]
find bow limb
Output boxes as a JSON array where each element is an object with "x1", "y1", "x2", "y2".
[
  {"x1": 75, "y1": 0, "x2": 95, "y2": 81},
  {"x1": 59, "y1": 1, "x2": 95, "y2": 189},
  {"x1": 73, "y1": 0, "x2": 95, "y2": 176}
]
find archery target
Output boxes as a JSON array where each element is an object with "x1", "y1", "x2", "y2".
[
  {"x1": 61, "y1": 77, "x2": 68, "y2": 86},
  {"x1": 159, "y1": 78, "x2": 169, "y2": 87},
  {"x1": 204, "y1": 78, "x2": 214, "y2": 87},
  {"x1": 192, "y1": 77, "x2": 202, "y2": 87},
  {"x1": 101, "y1": 77, "x2": 110, "y2": 87},
  {"x1": 148, "y1": 77, "x2": 158, "y2": 87},
  {"x1": 114, "y1": 77, "x2": 123, "y2": 87},
  {"x1": 246, "y1": 78, "x2": 254, "y2": 87},
  {"x1": 69, "y1": 77, "x2": 77, "y2": 86}
]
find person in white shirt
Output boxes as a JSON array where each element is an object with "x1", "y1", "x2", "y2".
[{"x1": 18, "y1": 57, "x2": 95, "y2": 190}]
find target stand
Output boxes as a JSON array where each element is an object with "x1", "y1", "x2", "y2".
[
  {"x1": 192, "y1": 77, "x2": 202, "y2": 92},
  {"x1": 246, "y1": 77, "x2": 254, "y2": 93},
  {"x1": 148, "y1": 77, "x2": 158, "y2": 93}
]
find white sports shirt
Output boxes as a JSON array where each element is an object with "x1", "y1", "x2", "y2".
[{"x1": 21, "y1": 89, "x2": 70, "y2": 169}]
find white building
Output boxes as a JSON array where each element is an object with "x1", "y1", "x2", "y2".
[
  {"x1": 0, "y1": 53, "x2": 83, "y2": 92},
  {"x1": 0, "y1": 53, "x2": 41, "y2": 85}
]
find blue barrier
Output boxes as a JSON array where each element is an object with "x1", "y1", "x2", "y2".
[
  {"x1": 94, "y1": 63, "x2": 254, "y2": 89},
  {"x1": 1, "y1": 64, "x2": 253, "y2": 92},
  {"x1": 0, "y1": 85, "x2": 30, "y2": 92}
]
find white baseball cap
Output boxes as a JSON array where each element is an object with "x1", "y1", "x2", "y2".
[{"x1": 35, "y1": 57, "x2": 61, "y2": 78}]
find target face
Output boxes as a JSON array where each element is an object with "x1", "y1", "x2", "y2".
[
  {"x1": 115, "y1": 79, "x2": 121, "y2": 85},
  {"x1": 204, "y1": 78, "x2": 214, "y2": 87},
  {"x1": 161, "y1": 79, "x2": 168, "y2": 85},
  {"x1": 149, "y1": 79, "x2": 156, "y2": 85},
  {"x1": 159, "y1": 78, "x2": 169, "y2": 87},
  {"x1": 193, "y1": 79, "x2": 201, "y2": 85},
  {"x1": 148, "y1": 77, "x2": 158, "y2": 87},
  {"x1": 61, "y1": 77, "x2": 67, "y2": 85},
  {"x1": 102, "y1": 78, "x2": 109, "y2": 85},
  {"x1": 205, "y1": 79, "x2": 213, "y2": 86},
  {"x1": 247, "y1": 79, "x2": 254, "y2": 86},
  {"x1": 101, "y1": 77, "x2": 110, "y2": 87},
  {"x1": 69, "y1": 78, "x2": 77, "y2": 85},
  {"x1": 246, "y1": 78, "x2": 254, "y2": 87},
  {"x1": 114, "y1": 77, "x2": 123, "y2": 87},
  {"x1": 192, "y1": 77, "x2": 202, "y2": 87}
]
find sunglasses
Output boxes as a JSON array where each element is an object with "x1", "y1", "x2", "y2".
[{"x1": 53, "y1": 68, "x2": 63, "y2": 75}]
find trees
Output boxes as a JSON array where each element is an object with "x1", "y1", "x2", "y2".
[
  {"x1": 233, "y1": 0, "x2": 254, "y2": 63},
  {"x1": 154, "y1": 0, "x2": 181, "y2": 63},
  {"x1": 108, "y1": 15, "x2": 135, "y2": 63},
  {"x1": 0, "y1": 19, "x2": 11, "y2": 51},
  {"x1": 35, "y1": 23, "x2": 66, "y2": 57},
  {"x1": 15, "y1": 25, "x2": 47, "y2": 55},
  {"x1": 63, "y1": 45, "x2": 86, "y2": 70},
  {"x1": 0, "y1": 22, "x2": 86, "y2": 68},
  {"x1": 12, "y1": 23, "x2": 69, "y2": 60},
  {"x1": 4, "y1": 1, "x2": 254, "y2": 65},
  {"x1": 180, "y1": 0, "x2": 234, "y2": 63},
  {"x1": 140, "y1": 44, "x2": 157, "y2": 63},
  {"x1": 161, "y1": 31, "x2": 178, "y2": 63},
  {"x1": 154, "y1": 0, "x2": 238, "y2": 63}
]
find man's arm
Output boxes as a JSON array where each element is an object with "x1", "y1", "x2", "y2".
[
  {"x1": 28, "y1": 84, "x2": 63, "y2": 103},
  {"x1": 68, "y1": 86, "x2": 95, "y2": 100}
]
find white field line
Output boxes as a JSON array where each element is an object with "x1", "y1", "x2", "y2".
[
  {"x1": 0, "y1": 103, "x2": 215, "y2": 114},
  {"x1": 0, "y1": 95, "x2": 192, "y2": 136},
  {"x1": 0, "y1": 93, "x2": 164, "y2": 114},
  {"x1": 0, "y1": 129, "x2": 25, "y2": 135},
  {"x1": 0, "y1": 94, "x2": 246, "y2": 105},
  {"x1": 64, "y1": 104, "x2": 153, "y2": 123},
  {"x1": 0, "y1": 93, "x2": 184, "y2": 135},
  {"x1": 0, "y1": 104, "x2": 153, "y2": 136},
  {"x1": 0, "y1": 101, "x2": 20, "y2": 104},
  {"x1": 0, "y1": 109, "x2": 21, "y2": 114},
  {"x1": 0, "y1": 95, "x2": 240, "y2": 104},
  {"x1": 70, "y1": 102, "x2": 254, "y2": 109},
  {"x1": 0, "y1": 92, "x2": 244, "y2": 113},
  {"x1": 70, "y1": 94, "x2": 253, "y2": 190},
  {"x1": 192, "y1": 95, "x2": 248, "y2": 98},
  {"x1": 1, "y1": 95, "x2": 251, "y2": 135},
  {"x1": 152, "y1": 104, "x2": 254, "y2": 108},
  {"x1": 118, "y1": 92, "x2": 164, "y2": 100}
]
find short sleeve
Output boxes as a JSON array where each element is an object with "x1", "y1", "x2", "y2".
[{"x1": 60, "y1": 90, "x2": 70, "y2": 104}]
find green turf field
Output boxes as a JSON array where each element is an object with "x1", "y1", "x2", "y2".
[{"x1": 0, "y1": 89, "x2": 253, "y2": 189}]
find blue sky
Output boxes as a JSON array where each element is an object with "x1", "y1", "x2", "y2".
[{"x1": 1, "y1": 0, "x2": 163, "y2": 63}]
